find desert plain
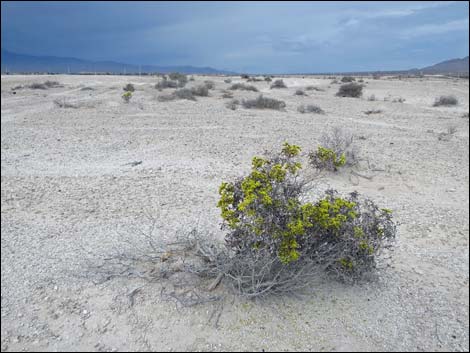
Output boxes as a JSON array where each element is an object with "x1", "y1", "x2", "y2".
[{"x1": 1, "y1": 74, "x2": 469, "y2": 351}]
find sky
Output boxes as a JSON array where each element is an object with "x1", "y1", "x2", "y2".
[{"x1": 1, "y1": 1, "x2": 469, "y2": 73}]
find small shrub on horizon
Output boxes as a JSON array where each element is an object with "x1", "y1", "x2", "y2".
[
  {"x1": 242, "y1": 95, "x2": 286, "y2": 110},
  {"x1": 298, "y1": 104, "x2": 324, "y2": 114},
  {"x1": 433, "y1": 95, "x2": 458, "y2": 107},
  {"x1": 229, "y1": 83, "x2": 259, "y2": 92},
  {"x1": 123, "y1": 83, "x2": 135, "y2": 92},
  {"x1": 336, "y1": 83, "x2": 363, "y2": 98},
  {"x1": 270, "y1": 79, "x2": 287, "y2": 89},
  {"x1": 341, "y1": 76, "x2": 355, "y2": 83}
]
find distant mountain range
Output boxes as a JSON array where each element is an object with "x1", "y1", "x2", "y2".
[
  {"x1": 0, "y1": 49, "x2": 236, "y2": 75},
  {"x1": 1, "y1": 49, "x2": 468, "y2": 75},
  {"x1": 419, "y1": 56, "x2": 469, "y2": 74}
]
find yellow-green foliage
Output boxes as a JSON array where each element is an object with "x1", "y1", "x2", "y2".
[
  {"x1": 316, "y1": 146, "x2": 346, "y2": 169},
  {"x1": 218, "y1": 142, "x2": 371, "y2": 265},
  {"x1": 122, "y1": 91, "x2": 132, "y2": 102}
]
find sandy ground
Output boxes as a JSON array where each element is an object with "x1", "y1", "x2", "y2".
[{"x1": 1, "y1": 74, "x2": 469, "y2": 352}]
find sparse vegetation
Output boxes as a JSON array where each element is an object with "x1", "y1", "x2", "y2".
[
  {"x1": 168, "y1": 72, "x2": 188, "y2": 87},
  {"x1": 367, "y1": 94, "x2": 377, "y2": 101},
  {"x1": 229, "y1": 83, "x2": 258, "y2": 92},
  {"x1": 306, "y1": 86, "x2": 324, "y2": 92},
  {"x1": 155, "y1": 78, "x2": 179, "y2": 90},
  {"x1": 341, "y1": 76, "x2": 355, "y2": 83},
  {"x1": 295, "y1": 89, "x2": 306, "y2": 96},
  {"x1": 270, "y1": 79, "x2": 287, "y2": 89},
  {"x1": 433, "y1": 95, "x2": 458, "y2": 107},
  {"x1": 28, "y1": 81, "x2": 62, "y2": 89},
  {"x1": 264, "y1": 76, "x2": 273, "y2": 82},
  {"x1": 53, "y1": 98, "x2": 78, "y2": 108},
  {"x1": 364, "y1": 109, "x2": 383, "y2": 115},
  {"x1": 297, "y1": 104, "x2": 324, "y2": 114},
  {"x1": 224, "y1": 78, "x2": 232, "y2": 84},
  {"x1": 221, "y1": 90, "x2": 234, "y2": 99},
  {"x1": 123, "y1": 83, "x2": 135, "y2": 92},
  {"x1": 225, "y1": 99, "x2": 240, "y2": 110},
  {"x1": 204, "y1": 80, "x2": 215, "y2": 89},
  {"x1": 241, "y1": 74, "x2": 250, "y2": 79},
  {"x1": 242, "y1": 95, "x2": 286, "y2": 110},
  {"x1": 191, "y1": 85, "x2": 209, "y2": 97},
  {"x1": 392, "y1": 97, "x2": 406, "y2": 103},
  {"x1": 122, "y1": 91, "x2": 132, "y2": 103},
  {"x1": 336, "y1": 83, "x2": 363, "y2": 98},
  {"x1": 309, "y1": 127, "x2": 358, "y2": 171}
]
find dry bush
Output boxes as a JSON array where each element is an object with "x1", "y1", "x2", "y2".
[
  {"x1": 297, "y1": 104, "x2": 324, "y2": 114},
  {"x1": 92, "y1": 144, "x2": 395, "y2": 300},
  {"x1": 123, "y1": 83, "x2": 135, "y2": 92},
  {"x1": 264, "y1": 76, "x2": 273, "y2": 82},
  {"x1": 306, "y1": 86, "x2": 324, "y2": 92},
  {"x1": 433, "y1": 95, "x2": 458, "y2": 107},
  {"x1": 229, "y1": 83, "x2": 258, "y2": 92},
  {"x1": 241, "y1": 74, "x2": 250, "y2": 79},
  {"x1": 155, "y1": 79, "x2": 179, "y2": 90},
  {"x1": 225, "y1": 99, "x2": 240, "y2": 110},
  {"x1": 221, "y1": 90, "x2": 234, "y2": 99},
  {"x1": 53, "y1": 98, "x2": 78, "y2": 108},
  {"x1": 462, "y1": 112, "x2": 469, "y2": 119},
  {"x1": 157, "y1": 88, "x2": 197, "y2": 102},
  {"x1": 241, "y1": 95, "x2": 286, "y2": 110},
  {"x1": 392, "y1": 97, "x2": 405, "y2": 103},
  {"x1": 81, "y1": 86, "x2": 95, "y2": 91},
  {"x1": 295, "y1": 89, "x2": 307, "y2": 96},
  {"x1": 367, "y1": 94, "x2": 377, "y2": 101},
  {"x1": 336, "y1": 83, "x2": 363, "y2": 98},
  {"x1": 191, "y1": 85, "x2": 209, "y2": 97},
  {"x1": 270, "y1": 79, "x2": 287, "y2": 89},
  {"x1": 309, "y1": 127, "x2": 359, "y2": 171},
  {"x1": 364, "y1": 109, "x2": 383, "y2": 115},
  {"x1": 204, "y1": 81, "x2": 215, "y2": 89},
  {"x1": 224, "y1": 78, "x2": 232, "y2": 84},
  {"x1": 168, "y1": 72, "x2": 188, "y2": 86},
  {"x1": 247, "y1": 77, "x2": 263, "y2": 82},
  {"x1": 341, "y1": 76, "x2": 355, "y2": 83},
  {"x1": 28, "y1": 81, "x2": 62, "y2": 89}
]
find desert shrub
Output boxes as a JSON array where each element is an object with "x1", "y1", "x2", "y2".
[
  {"x1": 191, "y1": 85, "x2": 209, "y2": 97},
  {"x1": 189, "y1": 76, "x2": 195, "y2": 81},
  {"x1": 364, "y1": 109, "x2": 382, "y2": 115},
  {"x1": 295, "y1": 89, "x2": 306, "y2": 96},
  {"x1": 264, "y1": 76, "x2": 272, "y2": 82},
  {"x1": 80, "y1": 86, "x2": 94, "y2": 91},
  {"x1": 168, "y1": 72, "x2": 188, "y2": 86},
  {"x1": 158, "y1": 88, "x2": 197, "y2": 101},
  {"x1": 29, "y1": 81, "x2": 61, "y2": 89},
  {"x1": 247, "y1": 77, "x2": 263, "y2": 82},
  {"x1": 225, "y1": 99, "x2": 240, "y2": 110},
  {"x1": 229, "y1": 83, "x2": 258, "y2": 92},
  {"x1": 392, "y1": 97, "x2": 405, "y2": 103},
  {"x1": 155, "y1": 78, "x2": 178, "y2": 90},
  {"x1": 174, "y1": 88, "x2": 197, "y2": 101},
  {"x1": 204, "y1": 80, "x2": 215, "y2": 89},
  {"x1": 297, "y1": 104, "x2": 324, "y2": 114},
  {"x1": 215, "y1": 143, "x2": 396, "y2": 295},
  {"x1": 224, "y1": 78, "x2": 232, "y2": 84},
  {"x1": 53, "y1": 98, "x2": 78, "y2": 108},
  {"x1": 372, "y1": 74, "x2": 381, "y2": 80},
  {"x1": 336, "y1": 83, "x2": 363, "y2": 98},
  {"x1": 433, "y1": 95, "x2": 458, "y2": 107},
  {"x1": 367, "y1": 94, "x2": 377, "y2": 101},
  {"x1": 358, "y1": 79, "x2": 364, "y2": 83},
  {"x1": 270, "y1": 79, "x2": 287, "y2": 89},
  {"x1": 306, "y1": 86, "x2": 324, "y2": 92},
  {"x1": 462, "y1": 112, "x2": 469, "y2": 119},
  {"x1": 241, "y1": 74, "x2": 250, "y2": 79},
  {"x1": 242, "y1": 95, "x2": 286, "y2": 110},
  {"x1": 122, "y1": 91, "x2": 132, "y2": 103},
  {"x1": 309, "y1": 127, "x2": 358, "y2": 171},
  {"x1": 341, "y1": 76, "x2": 355, "y2": 83},
  {"x1": 123, "y1": 83, "x2": 135, "y2": 92},
  {"x1": 221, "y1": 90, "x2": 234, "y2": 99}
]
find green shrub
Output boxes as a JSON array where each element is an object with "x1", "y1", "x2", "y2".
[
  {"x1": 216, "y1": 143, "x2": 396, "y2": 295},
  {"x1": 309, "y1": 127, "x2": 358, "y2": 171},
  {"x1": 122, "y1": 91, "x2": 132, "y2": 103}
]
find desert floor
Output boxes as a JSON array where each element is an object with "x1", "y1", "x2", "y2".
[{"x1": 1, "y1": 74, "x2": 469, "y2": 352}]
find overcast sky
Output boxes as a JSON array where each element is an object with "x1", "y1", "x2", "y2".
[{"x1": 1, "y1": 1, "x2": 469, "y2": 73}]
